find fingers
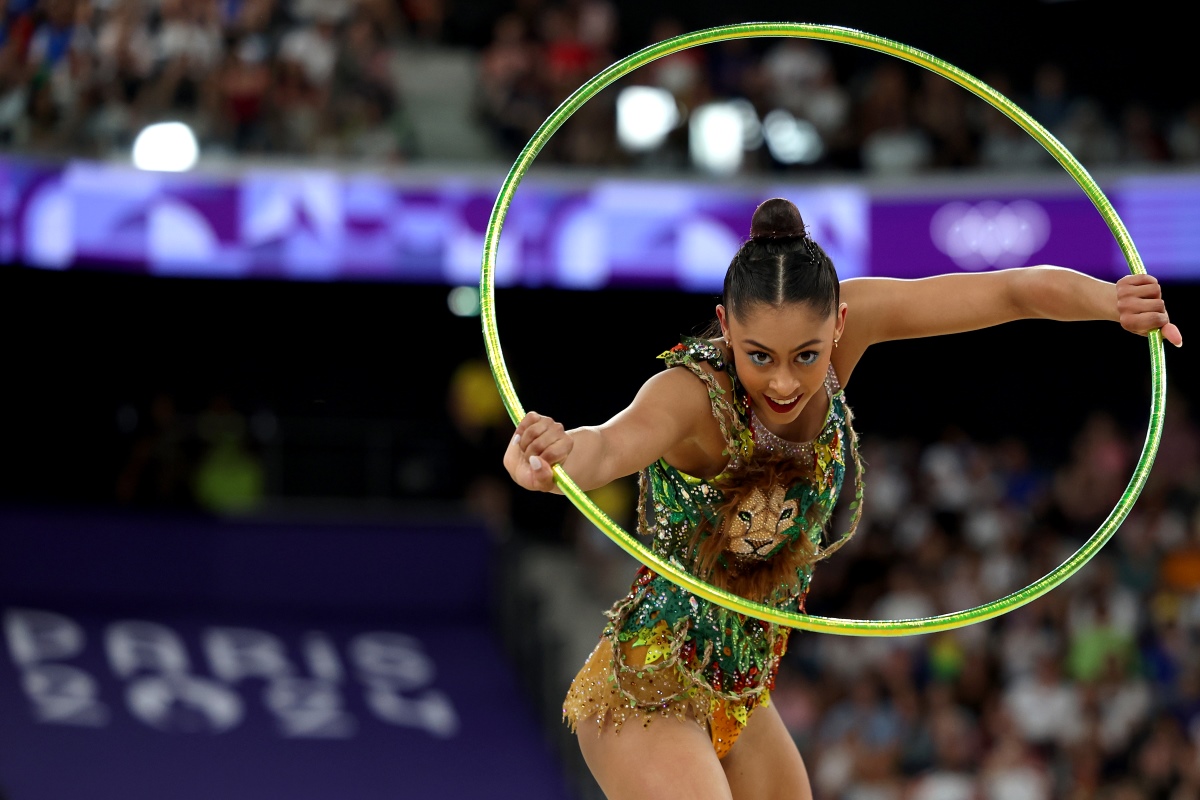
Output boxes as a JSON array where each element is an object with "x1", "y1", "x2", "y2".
[
  {"x1": 509, "y1": 411, "x2": 572, "y2": 491},
  {"x1": 526, "y1": 451, "x2": 558, "y2": 483},
  {"x1": 1117, "y1": 273, "x2": 1159, "y2": 288},
  {"x1": 1118, "y1": 296, "x2": 1167, "y2": 315},
  {"x1": 1117, "y1": 274, "x2": 1181, "y2": 347},
  {"x1": 1163, "y1": 322, "x2": 1183, "y2": 348},
  {"x1": 1117, "y1": 274, "x2": 1164, "y2": 305},
  {"x1": 524, "y1": 424, "x2": 569, "y2": 461},
  {"x1": 504, "y1": 433, "x2": 556, "y2": 492},
  {"x1": 513, "y1": 410, "x2": 545, "y2": 437},
  {"x1": 1121, "y1": 308, "x2": 1174, "y2": 339}
]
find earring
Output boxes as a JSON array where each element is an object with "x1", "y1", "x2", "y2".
[{"x1": 834, "y1": 338, "x2": 840, "y2": 348}]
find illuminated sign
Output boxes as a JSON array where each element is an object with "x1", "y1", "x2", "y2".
[{"x1": 2, "y1": 156, "x2": 1195, "y2": 285}]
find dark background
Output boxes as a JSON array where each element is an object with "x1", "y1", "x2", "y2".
[{"x1": 4, "y1": 264, "x2": 1193, "y2": 522}]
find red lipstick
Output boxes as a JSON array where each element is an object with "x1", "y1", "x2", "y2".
[{"x1": 762, "y1": 394, "x2": 802, "y2": 414}]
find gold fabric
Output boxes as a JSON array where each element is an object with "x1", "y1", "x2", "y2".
[{"x1": 563, "y1": 635, "x2": 767, "y2": 759}]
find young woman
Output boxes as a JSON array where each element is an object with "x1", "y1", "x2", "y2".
[{"x1": 504, "y1": 198, "x2": 1181, "y2": 800}]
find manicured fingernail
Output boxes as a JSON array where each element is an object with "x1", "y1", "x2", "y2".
[
  {"x1": 529, "y1": 456, "x2": 543, "y2": 470},
  {"x1": 512, "y1": 433, "x2": 521, "y2": 444}
]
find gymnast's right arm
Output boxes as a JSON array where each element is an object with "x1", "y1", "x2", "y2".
[{"x1": 504, "y1": 366, "x2": 712, "y2": 493}]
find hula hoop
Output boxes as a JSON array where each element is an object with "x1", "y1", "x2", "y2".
[{"x1": 480, "y1": 22, "x2": 1166, "y2": 636}]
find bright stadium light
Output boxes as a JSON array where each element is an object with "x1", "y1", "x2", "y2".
[
  {"x1": 690, "y1": 102, "x2": 743, "y2": 175},
  {"x1": 730, "y1": 98, "x2": 764, "y2": 151},
  {"x1": 447, "y1": 285, "x2": 481, "y2": 317},
  {"x1": 616, "y1": 86, "x2": 680, "y2": 152},
  {"x1": 763, "y1": 109, "x2": 824, "y2": 165},
  {"x1": 132, "y1": 122, "x2": 199, "y2": 172}
]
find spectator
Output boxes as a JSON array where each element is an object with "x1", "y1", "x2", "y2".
[
  {"x1": 277, "y1": 4, "x2": 339, "y2": 89},
  {"x1": 0, "y1": 38, "x2": 28, "y2": 144},
  {"x1": 1027, "y1": 62, "x2": 1073, "y2": 133},
  {"x1": 143, "y1": 0, "x2": 223, "y2": 122},
  {"x1": 1055, "y1": 98, "x2": 1120, "y2": 169},
  {"x1": 1132, "y1": 715, "x2": 1191, "y2": 797},
  {"x1": 1065, "y1": 558, "x2": 1140, "y2": 682},
  {"x1": 475, "y1": 12, "x2": 543, "y2": 156},
  {"x1": 90, "y1": 0, "x2": 153, "y2": 148},
  {"x1": 400, "y1": 0, "x2": 444, "y2": 43},
  {"x1": 192, "y1": 391, "x2": 265, "y2": 515},
  {"x1": 818, "y1": 672, "x2": 903, "y2": 754},
  {"x1": 1119, "y1": 103, "x2": 1170, "y2": 165},
  {"x1": 227, "y1": 0, "x2": 280, "y2": 39},
  {"x1": 856, "y1": 61, "x2": 933, "y2": 175},
  {"x1": 761, "y1": 39, "x2": 831, "y2": 115},
  {"x1": 1167, "y1": 100, "x2": 1200, "y2": 162},
  {"x1": 707, "y1": 36, "x2": 759, "y2": 103},
  {"x1": 1088, "y1": 653, "x2": 1152, "y2": 759},
  {"x1": 914, "y1": 70, "x2": 977, "y2": 169},
  {"x1": 115, "y1": 390, "x2": 193, "y2": 507},
  {"x1": 26, "y1": 0, "x2": 79, "y2": 79},
  {"x1": 271, "y1": 47, "x2": 323, "y2": 152},
  {"x1": 1003, "y1": 651, "x2": 1084, "y2": 749},
  {"x1": 1053, "y1": 412, "x2": 1134, "y2": 531},
  {"x1": 215, "y1": 35, "x2": 271, "y2": 151},
  {"x1": 537, "y1": 5, "x2": 588, "y2": 101},
  {"x1": 980, "y1": 703, "x2": 1053, "y2": 800},
  {"x1": 330, "y1": 14, "x2": 413, "y2": 161},
  {"x1": 642, "y1": 16, "x2": 706, "y2": 108}
]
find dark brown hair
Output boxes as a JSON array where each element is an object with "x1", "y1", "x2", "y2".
[{"x1": 723, "y1": 198, "x2": 840, "y2": 319}]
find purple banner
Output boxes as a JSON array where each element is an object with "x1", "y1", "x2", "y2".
[
  {"x1": 0, "y1": 608, "x2": 570, "y2": 800},
  {"x1": 2, "y1": 155, "x2": 1195, "y2": 287},
  {"x1": 0, "y1": 508, "x2": 570, "y2": 800},
  {"x1": 1113, "y1": 174, "x2": 1200, "y2": 282},
  {"x1": 871, "y1": 194, "x2": 1121, "y2": 280}
]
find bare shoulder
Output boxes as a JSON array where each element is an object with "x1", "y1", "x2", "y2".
[{"x1": 641, "y1": 339, "x2": 736, "y2": 477}]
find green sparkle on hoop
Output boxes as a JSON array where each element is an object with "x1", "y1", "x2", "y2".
[{"x1": 480, "y1": 22, "x2": 1166, "y2": 636}]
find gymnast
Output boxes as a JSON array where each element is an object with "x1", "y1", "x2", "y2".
[{"x1": 504, "y1": 198, "x2": 1180, "y2": 800}]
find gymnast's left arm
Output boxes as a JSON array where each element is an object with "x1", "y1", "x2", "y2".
[{"x1": 838, "y1": 267, "x2": 1183, "y2": 355}]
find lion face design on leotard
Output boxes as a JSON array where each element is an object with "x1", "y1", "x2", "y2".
[
  {"x1": 723, "y1": 485, "x2": 801, "y2": 564},
  {"x1": 689, "y1": 455, "x2": 826, "y2": 602}
]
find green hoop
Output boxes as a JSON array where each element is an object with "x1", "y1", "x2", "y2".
[{"x1": 480, "y1": 22, "x2": 1166, "y2": 636}]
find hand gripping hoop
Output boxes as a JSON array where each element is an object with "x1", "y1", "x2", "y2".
[{"x1": 480, "y1": 22, "x2": 1166, "y2": 636}]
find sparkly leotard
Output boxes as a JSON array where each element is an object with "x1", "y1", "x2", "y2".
[{"x1": 563, "y1": 337, "x2": 864, "y2": 758}]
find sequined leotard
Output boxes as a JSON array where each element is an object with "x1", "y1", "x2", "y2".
[{"x1": 562, "y1": 337, "x2": 864, "y2": 758}]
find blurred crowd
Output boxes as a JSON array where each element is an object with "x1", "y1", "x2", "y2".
[
  {"x1": 769, "y1": 396, "x2": 1200, "y2": 800},
  {"x1": 477, "y1": 7, "x2": 1200, "y2": 174},
  {"x1": 0, "y1": 0, "x2": 424, "y2": 160},
  {"x1": 4, "y1": 0, "x2": 1200, "y2": 173},
  {"x1": 579, "y1": 392, "x2": 1200, "y2": 799}
]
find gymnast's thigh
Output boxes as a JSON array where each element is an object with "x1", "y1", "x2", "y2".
[
  {"x1": 576, "y1": 712, "x2": 734, "y2": 800},
  {"x1": 721, "y1": 703, "x2": 813, "y2": 800}
]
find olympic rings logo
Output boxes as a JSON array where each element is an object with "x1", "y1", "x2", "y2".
[{"x1": 930, "y1": 200, "x2": 1051, "y2": 270}]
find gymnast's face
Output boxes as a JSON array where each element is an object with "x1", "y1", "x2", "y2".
[{"x1": 718, "y1": 300, "x2": 846, "y2": 433}]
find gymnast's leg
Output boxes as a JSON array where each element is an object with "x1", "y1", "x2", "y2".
[
  {"x1": 721, "y1": 702, "x2": 813, "y2": 800},
  {"x1": 576, "y1": 713, "x2": 734, "y2": 800}
]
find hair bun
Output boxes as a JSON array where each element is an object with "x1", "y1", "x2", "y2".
[{"x1": 749, "y1": 198, "x2": 806, "y2": 241}]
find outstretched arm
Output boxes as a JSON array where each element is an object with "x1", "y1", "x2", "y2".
[
  {"x1": 504, "y1": 365, "x2": 717, "y2": 493},
  {"x1": 835, "y1": 268, "x2": 1181, "y2": 382}
]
